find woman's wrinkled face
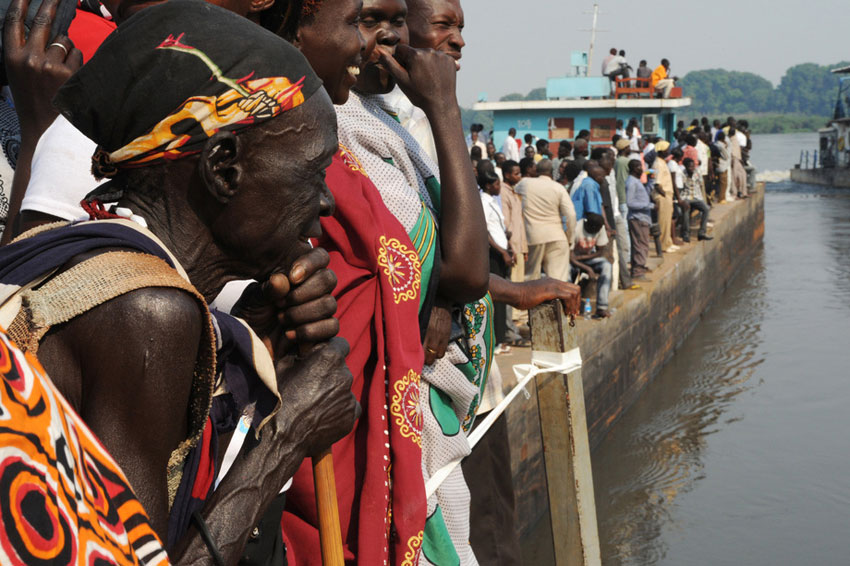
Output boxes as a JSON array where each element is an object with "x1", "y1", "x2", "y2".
[
  {"x1": 296, "y1": 0, "x2": 366, "y2": 105},
  {"x1": 354, "y1": 0, "x2": 408, "y2": 95},
  {"x1": 214, "y1": 92, "x2": 338, "y2": 279}
]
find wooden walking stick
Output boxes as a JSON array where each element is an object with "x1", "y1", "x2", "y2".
[
  {"x1": 313, "y1": 448, "x2": 344, "y2": 566},
  {"x1": 301, "y1": 333, "x2": 343, "y2": 565}
]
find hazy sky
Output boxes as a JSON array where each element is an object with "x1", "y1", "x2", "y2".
[{"x1": 455, "y1": 0, "x2": 847, "y2": 106}]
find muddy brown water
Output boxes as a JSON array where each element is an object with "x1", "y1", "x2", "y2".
[{"x1": 591, "y1": 178, "x2": 850, "y2": 565}]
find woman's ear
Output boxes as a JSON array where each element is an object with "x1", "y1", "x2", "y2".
[
  {"x1": 199, "y1": 131, "x2": 243, "y2": 204},
  {"x1": 249, "y1": 0, "x2": 275, "y2": 13}
]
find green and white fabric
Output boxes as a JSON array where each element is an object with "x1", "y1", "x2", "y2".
[{"x1": 337, "y1": 90, "x2": 494, "y2": 566}]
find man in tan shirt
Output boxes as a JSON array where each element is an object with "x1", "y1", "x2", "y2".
[
  {"x1": 500, "y1": 160, "x2": 528, "y2": 284},
  {"x1": 652, "y1": 140, "x2": 677, "y2": 252},
  {"x1": 522, "y1": 159, "x2": 576, "y2": 281}
]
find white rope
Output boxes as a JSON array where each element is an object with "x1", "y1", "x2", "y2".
[{"x1": 425, "y1": 348, "x2": 582, "y2": 499}]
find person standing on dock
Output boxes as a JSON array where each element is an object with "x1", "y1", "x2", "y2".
[
  {"x1": 728, "y1": 126, "x2": 749, "y2": 199},
  {"x1": 523, "y1": 159, "x2": 576, "y2": 281},
  {"x1": 715, "y1": 131, "x2": 730, "y2": 203},
  {"x1": 502, "y1": 127, "x2": 521, "y2": 162},
  {"x1": 652, "y1": 141, "x2": 677, "y2": 252},
  {"x1": 626, "y1": 159, "x2": 653, "y2": 279},
  {"x1": 613, "y1": 139, "x2": 636, "y2": 289}
]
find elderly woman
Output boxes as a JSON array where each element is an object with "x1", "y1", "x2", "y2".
[{"x1": 0, "y1": 1, "x2": 358, "y2": 563}]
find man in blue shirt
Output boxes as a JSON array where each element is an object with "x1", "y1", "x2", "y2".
[
  {"x1": 571, "y1": 163, "x2": 605, "y2": 221},
  {"x1": 625, "y1": 159, "x2": 654, "y2": 279}
]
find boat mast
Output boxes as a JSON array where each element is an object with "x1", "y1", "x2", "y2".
[{"x1": 583, "y1": 3, "x2": 602, "y2": 76}]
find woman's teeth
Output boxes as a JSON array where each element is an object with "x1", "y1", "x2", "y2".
[{"x1": 347, "y1": 66, "x2": 361, "y2": 76}]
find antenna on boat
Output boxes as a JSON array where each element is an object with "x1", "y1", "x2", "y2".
[{"x1": 581, "y1": 3, "x2": 607, "y2": 75}]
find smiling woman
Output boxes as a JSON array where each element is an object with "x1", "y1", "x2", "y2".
[{"x1": 259, "y1": 2, "x2": 433, "y2": 566}]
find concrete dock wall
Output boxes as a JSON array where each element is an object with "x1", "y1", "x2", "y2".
[{"x1": 503, "y1": 188, "x2": 765, "y2": 537}]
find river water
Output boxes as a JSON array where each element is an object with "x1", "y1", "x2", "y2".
[{"x1": 593, "y1": 132, "x2": 850, "y2": 565}]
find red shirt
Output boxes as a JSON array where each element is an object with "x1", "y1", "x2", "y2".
[{"x1": 67, "y1": 8, "x2": 116, "y2": 62}]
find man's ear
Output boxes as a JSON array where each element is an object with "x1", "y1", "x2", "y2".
[{"x1": 199, "y1": 131, "x2": 242, "y2": 204}]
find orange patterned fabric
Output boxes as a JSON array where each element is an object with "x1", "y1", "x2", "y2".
[{"x1": 0, "y1": 328, "x2": 169, "y2": 565}]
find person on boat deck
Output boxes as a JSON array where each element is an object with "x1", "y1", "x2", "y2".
[
  {"x1": 636, "y1": 59, "x2": 652, "y2": 87},
  {"x1": 570, "y1": 212, "x2": 613, "y2": 318},
  {"x1": 651, "y1": 58, "x2": 678, "y2": 98},
  {"x1": 0, "y1": 2, "x2": 360, "y2": 563}
]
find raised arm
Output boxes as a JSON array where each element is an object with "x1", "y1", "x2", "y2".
[
  {"x1": 379, "y1": 44, "x2": 488, "y2": 303},
  {"x1": 1, "y1": 0, "x2": 81, "y2": 243}
]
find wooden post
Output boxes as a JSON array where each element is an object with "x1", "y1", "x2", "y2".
[{"x1": 530, "y1": 300, "x2": 601, "y2": 566}]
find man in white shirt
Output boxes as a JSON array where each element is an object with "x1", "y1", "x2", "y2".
[
  {"x1": 468, "y1": 127, "x2": 487, "y2": 156},
  {"x1": 604, "y1": 49, "x2": 631, "y2": 83},
  {"x1": 601, "y1": 47, "x2": 617, "y2": 76},
  {"x1": 501, "y1": 127, "x2": 521, "y2": 162},
  {"x1": 695, "y1": 132, "x2": 712, "y2": 201}
]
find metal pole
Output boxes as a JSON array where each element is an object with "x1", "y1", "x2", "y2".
[
  {"x1": 814, "y1": 150, "x2": 818, "y2": 168},
  {"x1": 805, "y1": 150, "x2": 809, "y2": 169},
  {"x1": 587, "y1": 3, "x2": 599, "y2": 74}
]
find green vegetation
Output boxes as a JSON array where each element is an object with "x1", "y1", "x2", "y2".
[
  {"x1": 678, "y1": 62, "x2": 849, "y2": 130},
  {"x1": 460, "y1": 62, "x2": 850, "y2": 135}
]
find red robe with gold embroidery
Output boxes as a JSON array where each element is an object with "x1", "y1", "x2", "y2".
[{"x1": 282, "y1": 147, "x2": 427, "y2": 565}]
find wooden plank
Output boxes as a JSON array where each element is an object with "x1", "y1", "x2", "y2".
[{"x1": 530, "y1": 301, "x2": 601, "y2": 566}]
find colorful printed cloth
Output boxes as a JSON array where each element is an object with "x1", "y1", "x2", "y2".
[
  {"x1": 282, "y1": 147, "x2": 427, "y2": 565},
  {"x1": 337, "y1": 91, "x2": 494, "y2": 566},
  {"x1": 0, "y1": 326, "x2": 169, "y2": 565},
  {"x1": 0, "y1": 219, "x2": 281, "y2": 548},
  {"x1": 53, "y1": 0, "x2": 322, "y2": 176}
]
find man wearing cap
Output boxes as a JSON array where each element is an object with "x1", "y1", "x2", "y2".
[
  {"x1": 652, "y1": 140, "x2": 677, "y2": 252},
  {"x1": 0, "y1": 2, "x2": 358, "y2": 562},
  {"x1": 614, "y1": 137, "x2": 634, "y2": 287}
]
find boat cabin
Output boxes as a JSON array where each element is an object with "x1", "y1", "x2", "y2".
[
  {"x1": 474, "y1": 76, "x2": 691, "y2": 152},
  {"x1": 818, "y1": 66, "x2": 850, "y2": 168}
]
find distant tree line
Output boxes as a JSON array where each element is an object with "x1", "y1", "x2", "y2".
[{"x1": 679, "y1": 61, "x2": 849, "y2": 117}]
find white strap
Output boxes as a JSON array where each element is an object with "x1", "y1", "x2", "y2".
[
  {"x1": 215, "y1": 414, "x2": 251, "y2": 490},
  {"x1": 425, "y1": 348, "x2": 582, "y2": 499},
  {"x1": 214, "y1": 413, "x2": 293, "y2": 494}
]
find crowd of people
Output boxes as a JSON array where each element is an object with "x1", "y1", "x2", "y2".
[
  {"x1": 0, "y1": 0, "x2": 587, "y2": 565},
  {"x1": 475, "y1": 115, "x2": 756, "y2": 342}
]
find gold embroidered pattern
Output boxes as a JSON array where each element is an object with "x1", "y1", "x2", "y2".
[
  {"x1": 400, "y1": 531, "x2": 424, "y2": 566},
  {"x1": 338, "y1": 143, "x2": 370, "y2": 178},
  {"x1": 391, "y1": 370, "x2": 422, "y2": 447},
  {"x1": 377, "y1": 236, "x2": 421, "y2": 304}
]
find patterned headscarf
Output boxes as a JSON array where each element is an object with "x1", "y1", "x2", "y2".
[{"x1": 54, "y1": 0, "x2": 323, "y2": 178}]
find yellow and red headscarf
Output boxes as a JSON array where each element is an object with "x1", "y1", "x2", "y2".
[{"x1": 54, "y1": 0, "x2": 323, "y2": 178}]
